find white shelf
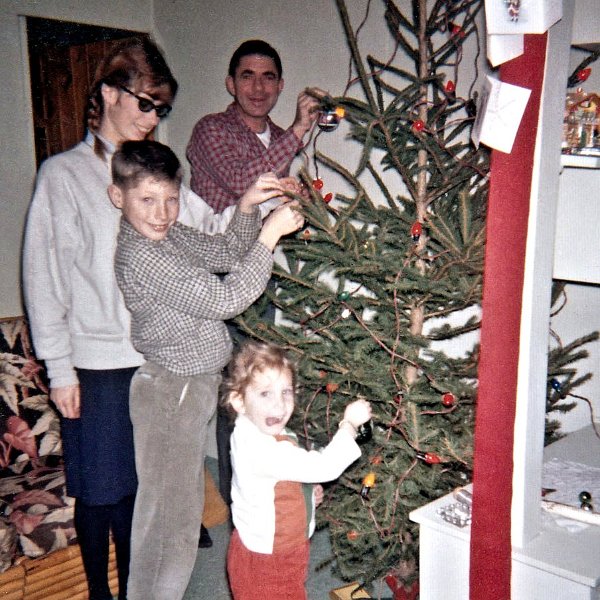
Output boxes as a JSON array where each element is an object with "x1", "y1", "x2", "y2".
[
  {"x1": 410, "y1": 427, "x2": 600, "y2": 599},
  {"x1": 561, "y1": 153, "x2": 600, "y2": 169}
]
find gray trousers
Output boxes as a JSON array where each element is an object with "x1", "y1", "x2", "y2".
[{"x1": 127, "y1": 361, "x2": 220, "y2": 600}]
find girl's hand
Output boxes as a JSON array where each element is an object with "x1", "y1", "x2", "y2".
[
  {"x1": 314, "y1": 484, "x2": 324, "y2": 508},
  {"x1": 342, "y1": 399, "x2": 372, "y2": 430}
]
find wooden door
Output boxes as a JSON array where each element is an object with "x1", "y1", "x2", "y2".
[{"x1": 27, "y1": 18, "x2": 146, "y2": 166}]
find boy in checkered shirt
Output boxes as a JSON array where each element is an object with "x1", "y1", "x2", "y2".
[{"x1": 110, "y1": 139, "x2": 303, "y2": 600}]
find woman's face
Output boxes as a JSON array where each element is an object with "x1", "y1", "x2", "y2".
[{"x1": 99, "y1": 83, "x2": 172, "y2": 146}]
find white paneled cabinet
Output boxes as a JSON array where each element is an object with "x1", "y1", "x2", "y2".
[
  {"x1": 411, "y1": 427, "x2": 600, "y2": 600},
  {"x1": 553, "y1": 162, "x2": 600, "y2": 283}
]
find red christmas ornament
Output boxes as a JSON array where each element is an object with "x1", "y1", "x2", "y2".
[
  {"x1": 451, "y1": 23, "x2": 465, "y2": 38},
  {"x1": 445, "y1": 80, "x2": 456, "y2": 93},
  {"x1": 347, "y1": 529, "x2": 359, "y2": 541},
  {"x1": 312, "y1": 178, "x2": 324, "y2": 190},
  {"x1": 442, "y1": 392, "x2": 456, "y2": 407},
  {"x1": 394, "y1": 392, "x2": 403, "y2": 404},
  {"x1": 425, "y1": 452, "x2": 441, "y2": 464},
  {"x1": 325, "y1": 382, "x2": 339, "y2": 394},
  {"x1": 410, "y1": 221, "x2": 423, "y2": 242},
  {"x1": 417, "y1": 451, "x2": 442, "y2": 464},
  {"x1": 577, "y1": 68, "x2": 592, "y2": 82},
  {"x1": 323, "y1": 192, "x2": 333, "y2": 203},
  {"x1": 411, "y1": 119, "x2": 425, "y2": 133}
]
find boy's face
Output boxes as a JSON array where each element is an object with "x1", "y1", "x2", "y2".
[
  {"x1": 231, "y1": 366, "x2": 295, "y2": 436},
  {"x1": 108, "y1": 176, "x2": 180, "y2": 241}
]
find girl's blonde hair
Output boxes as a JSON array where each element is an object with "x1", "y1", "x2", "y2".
[{"x1": 221, "y1": 342, "x2": 297, "y2": 416}]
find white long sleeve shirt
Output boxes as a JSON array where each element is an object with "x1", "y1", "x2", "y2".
[
  {"x1": 22, "y1": 133, "x2": 268, "y2": 388},
  {"x1": 230, "y1": 414, "x2": 361, "y2": 554}
]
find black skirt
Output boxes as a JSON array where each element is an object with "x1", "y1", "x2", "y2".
[{"x1": 61, "y1": 367, "x2": 138, "y2": 505}]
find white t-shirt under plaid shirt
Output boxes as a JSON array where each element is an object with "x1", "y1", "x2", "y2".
[{"x1": 114, "y1": 207, "x2": 272, "y2": 375}]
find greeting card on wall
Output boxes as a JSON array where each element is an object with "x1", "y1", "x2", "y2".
[
  {"x1": 472, "y1": 75, "x2": 531, "y2": 154},
  {"x1": 485, "y1": 0, "x2": 562, "y2": 34}
]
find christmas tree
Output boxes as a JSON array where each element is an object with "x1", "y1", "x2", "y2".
[{"x1": 238, "y1": 0, "x2": 488, "y2": 589}]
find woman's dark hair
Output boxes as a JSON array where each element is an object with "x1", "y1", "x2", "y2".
[
  {"x1": 87, "y1": 37, "x2": 177, "y2": 157},
  {"x1": 111, "y1": 140, "x2": 182, "y2": 190},
  {"x1": 228, "y1": 40, "x2": 283, "y2": 79}
]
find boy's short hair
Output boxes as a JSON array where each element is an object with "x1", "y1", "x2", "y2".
[
  {"x1": 112, "y1": 140, "x2": 183, "y2": 190},
  {"x1": 228, "y1": 40, "x2": 283, "y2": 79},
  {"x1": 221, "y1": 341, "x2": 297, "y2": 417}
]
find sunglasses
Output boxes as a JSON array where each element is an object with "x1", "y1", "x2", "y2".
[{"x1": 119, "y1": 85, "x2": 172, "y2": 118}]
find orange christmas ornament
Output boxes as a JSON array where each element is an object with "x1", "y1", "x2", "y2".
[
  {"x1": 334, "y1": 106, "x2": 346, "y2": 118},
  {"x1": 325, "y1": 382, "x2": 339, "y2": 394},
  {"x1": 360, "y1": 472, "x2": 376, "y2": 498}
]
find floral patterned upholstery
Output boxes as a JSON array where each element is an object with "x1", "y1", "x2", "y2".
[{"x1": 0, "y1": 317, "x2": 76, "y2": 573}]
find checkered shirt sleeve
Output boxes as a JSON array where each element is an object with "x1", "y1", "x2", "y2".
[{"x1": 114, "y1": 212, "x2": 272, "y2": 375}]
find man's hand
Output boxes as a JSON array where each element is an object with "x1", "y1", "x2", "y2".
[
  {"x1": 258, "y1": 201, "x2": 304, "y2": 250},
  {"x1": 238, "y1": 172, "x2": 286, "y2": 213},
  {"x1": 51, "y1": 384, "x2": 81, "y2": 419},
  {"x1": 291, "y1": 87, "x2": 326, "y2": 141}
]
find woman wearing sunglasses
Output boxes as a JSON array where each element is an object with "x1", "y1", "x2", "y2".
[{"x1": 22, "y1": 37, "x2": 248, "y2": 600}]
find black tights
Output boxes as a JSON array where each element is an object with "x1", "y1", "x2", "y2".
[{"x1": 74, "y1": 495, "x2": 135, "y2": 600}]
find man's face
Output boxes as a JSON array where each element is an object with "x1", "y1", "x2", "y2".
[
  {"x1": 226, "y1": 54, "x2": 284, "y2": 132},
  {"x1": 108, "y1": 176, "x2": 180, "y2": 241}
]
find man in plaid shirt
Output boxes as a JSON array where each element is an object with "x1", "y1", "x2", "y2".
[{"x1": 186, "y1": 39, "x2": 322, "y2": 213}]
